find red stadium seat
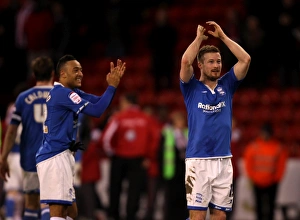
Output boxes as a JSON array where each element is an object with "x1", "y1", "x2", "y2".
[
  {"x1": 259, "y1": 88, "x2": 280, "y2": 106},
  {"x1": 283, "y1": 123, "x2": 300, "y2": 143},
  {"x1": 252, "y1": 106, "x2": 272, "y2": 123},
  {"x1": 271, "y1": 106, "x2": 293, "y2": 124},
  {"x1": 234, "y1": 88, "x2": 259, "y2": 107},
  {"x1": 233, "y1": 105, "x2": 252, "y2": 124}
]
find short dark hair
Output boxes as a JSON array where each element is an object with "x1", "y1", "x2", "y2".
[
  {"x1": 31, "y1": 56, "x2": 54, "y2": 81},
  {"x1": 123, "y1": 93, "x2": 138, "y2": 104},
  {"x1": 197, "y1": 45, "x2": 220, "y2": 63},
  {"x1": 56, "y1": 54, "x2": 76, "y2": 78},
  {"x1": 261, "y1": 123, "x2": 274, "y2": 136}
]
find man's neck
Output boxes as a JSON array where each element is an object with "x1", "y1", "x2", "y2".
[
  {"x1": 36, "y1": 81, "x2": 53, "y2": 86},
  {"x1": 200, "y1": 79, "x2": 217, "y2": 90}
]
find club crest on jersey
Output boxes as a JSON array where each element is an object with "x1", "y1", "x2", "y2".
[
  {"x1": 69, "y1": 92, "x2": 81, "y2": 104},
  {"x1": 216, "y1": 86, "x2": 226, "y2": 96}
]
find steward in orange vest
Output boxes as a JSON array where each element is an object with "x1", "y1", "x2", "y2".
[{"x1": 243, "y1": 123, "x2": 288, "y2": 220}]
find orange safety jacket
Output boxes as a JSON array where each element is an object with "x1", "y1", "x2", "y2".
[{"x1": 243, "y1": 137, "x2": 288, "y2": 187}]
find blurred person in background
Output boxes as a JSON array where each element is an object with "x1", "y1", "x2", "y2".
[
  {"x1": 0, "y1": 117, "x2": 3, "y2": 219},
  {"x1": 23, "y1": 0, "x2": 55, "y2": 81},
  {"x1": 227, "y1": 116, "x2": 242, "y2": 220},
  {"x1": 1, "y1": 83, "x2": 28, "y2": 220},
  {"x1": 14, "y1": 0, "x2": 35, "y2": 84},
  {"x1": 158, "y1": 110, "x2": 189, "y2": 220},
  {"x1": 2, "y1": 102, "x2": 24, "y2": 220},
  {"x1": 50, "y1": 0, "x2": 71, "y2": 65},
  {"x1": 77, "y1": 114, "x2": 107, "y2": 220},
  {"x1": 240, "y1": 15, "x2": 267, "y2": 88},
  {"x1": 273, "y1": 0, "x2": 300, "y2": 88},
  {"x1": 102, "y1": 93, "x2": 159, "y2": 220},
  {"x1": 244, "y1": 122, "x2": 288, "y2": 220},
  {"x1": 0, "y1": 56, "x2": 55, "y2": 220},
  {"x1": 220, "y1": 7, "x2": 243, "y2": 74},
  {"x1": 0, "y1": 0, "x2": 29, "y2": 92},
  {"x1": 148, "y1": 3, "x2": 178, "y2": 92},
  {"x1": 142, "y1": 104, "x2": 163, "y2": 220}
]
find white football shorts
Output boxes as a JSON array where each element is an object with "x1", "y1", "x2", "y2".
[
  {"x1": 36, "y1": 149, "x2": 76, "y2": 205},
  {"x1": 23, "y1": 171, "x2": 40, "y2": 193},
  {"x1": 185, "y1": 158, "x2": 233, "y2": 212},
  {"x1": 4, "y1": 152, "x2": 22, "y2": 191}
]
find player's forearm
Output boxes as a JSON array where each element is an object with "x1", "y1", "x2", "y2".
[
  {"x1": 1, "y1": 126, "x2": 17, "y2": 160},
  {"x1": 222, "y1": 35, "x2": 251, "y2": 64},
  {"x1": 180, "y1": 37, "x2": 202, "y2": 81},
  {"x1": 182, "y1": 36, "x2": 203, "y2": 65},
  {"x1": 82, "y1": 86, "x2": 116, "y2": 117}
]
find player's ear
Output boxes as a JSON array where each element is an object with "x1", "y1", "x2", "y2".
[
  {"x1": 60, "y1": 70, "x2": 67, "y2": 79},
  {"x1": 197, "y1": 62, "x2": 202, "y2": 69}
]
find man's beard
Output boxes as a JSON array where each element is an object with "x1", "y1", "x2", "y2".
[{"x1": 205, "y1": 73, "x2": 219, "y2": 81}]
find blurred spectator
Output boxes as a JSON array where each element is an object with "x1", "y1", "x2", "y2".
[
  {"x1": 2, "y1": 102, "x2": 24, "y2": 220},
  {"x1": 241, "y1": 15, "x2": 268, "y2": 88},
  {"x1": 243, "y1": 123, "x2": 288, "y2": 220},
  {"x1": 50, "y1": 0, "x2": 71, "y2": 64},
  {"x1": 273, "y1": 0, "x2": 300, "y2": 88},
  {"x1": 23, "y1": 0, "x2": 55, "y2": 81},
  {"x1": 76, "y1": 114, "x2": 106, "y2": 220},
  {"x1": 148, "y1": 3, "x2": 178, "y2": 92},
  {"x1": 142, "y1": 104, "x2": 164, "y2": 220},
  {"x1": 244, "y1": 0, "x2": 300, "y2": 88},
  {"x1": 102, "y1": 93, "x2": 159, "y2": 220},
  {"x1": 0, "y1": 118, "x2": 3, "y2": 219},
  {"x1": 158, "y1": 110, "x2": 188, "y2": 220},
  {"x1": 227, "y1": 116, "x2": 242, "y2": 220},
  {"x1": 220, "y1": 7, "x2": 243, "y2": 73},
  {"x1": 104, "y1": 0, "x2": 154, "y2": 57},
  {"x1": 105, "y1": 0, "x2": 126, "y2": 58},
  {"x1": 2, "y1": 83, "x2": 29, "y2": 220},
  {"x1": 0, "y1": 0, "x2": 28, "y2": 91}
]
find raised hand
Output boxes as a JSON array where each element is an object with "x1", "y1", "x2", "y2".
[
  {"x1": 106, "y1": 59, "x2": 126, "y2": 88},
  {"x1": 206, "y1": 21, "x2": 226, "y2": 39},
  {"x1": 197, "y1": 25, "x2": 208, "y2": 41}
]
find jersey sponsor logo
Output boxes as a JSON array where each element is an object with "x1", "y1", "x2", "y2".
[
  {"x1": 69, "y1": 92, "x2": 82, "y2": 104},
  {"x1": 198, "y1": 101, "x2": 226, "y2": 113}
]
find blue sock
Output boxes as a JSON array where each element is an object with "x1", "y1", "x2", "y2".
[
  {"x1": 23, "y1": 208, "x2": 39, "y2": 220},
  {"x1": 5, "y1": 198, "x2": 15, "y2": 217},
  {"x1": 41, "y1": 207, "x2": 50, "y2": 220}
]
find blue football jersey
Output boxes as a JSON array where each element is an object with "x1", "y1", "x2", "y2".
[
  {"x1": 36, "y1": 82, "x2": 94, "y2": 163},
  {"x1": 180, "y1": 68, "x2": 242, "y2": 158},
  {"x1": 11, "y1": 86, "x2": 53, "y2": 171}
]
